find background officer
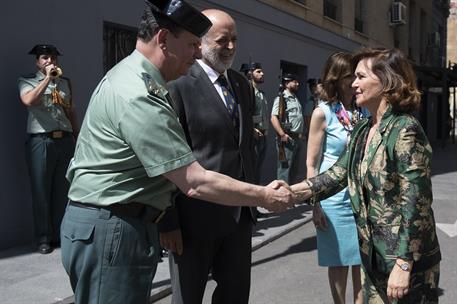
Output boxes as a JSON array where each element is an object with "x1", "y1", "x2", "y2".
[
  {"x1": 18, "y1": 44, "x2": 78, "y2": 254},
  {"x1": 240, "y1": 62, "x2": 269, "y2": 177},
  {"x1": 271, "y1": 73, "x2": 304, "y2": 184}
]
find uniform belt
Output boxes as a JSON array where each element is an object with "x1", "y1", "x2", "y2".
[
  {"x1": 30, "y1": 131, "x2": 72, "y2": 139},
  {"x1": 69, "y1": 200, "x2": 165, "y2": 224}
]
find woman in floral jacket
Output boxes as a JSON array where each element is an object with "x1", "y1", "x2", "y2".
[{"x1": 292, "y1": 48, "x2": 441, "y2": 303}]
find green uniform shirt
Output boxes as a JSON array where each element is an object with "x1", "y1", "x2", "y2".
[
  {"x1": 253, "y1": 87, "x2": 268, "y2": 131},
  {"x1": 67, "y1": 50, "x2": 195, "y2": 210},
  {"x1": 18, "y1": 71, "x2": 73, "y2": 133},
  {"x1": 271, "y1": 90, "x2": 304, "y2": 134}
]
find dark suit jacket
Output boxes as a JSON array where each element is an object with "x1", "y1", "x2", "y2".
[{"x1": 159, "y1": 62, "x2": 257, "y2": 239}]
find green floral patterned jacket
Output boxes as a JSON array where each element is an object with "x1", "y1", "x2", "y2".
[{"x1": 309, "y1": 106, "x2": 441, "y2": 274}]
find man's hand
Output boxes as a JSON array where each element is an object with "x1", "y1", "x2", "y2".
[
  {"x1": 279, "y1": 133, "x2": 291, "y2": 143},
  {"x1": 44, "y1": 64, "x2": 59, "y2": 79},
  {"x1": 159, "y1": 229, "x2": 183, "y2": 256},
  {"x1": 261, "y1": 180, "x2": 295, "y2": 212},
  {"x1": 253, "y1": 128, "x2": 264, "y2": 139},
  {"x1": 387, "y1": 259, "x2": 411, "y2": 301}
]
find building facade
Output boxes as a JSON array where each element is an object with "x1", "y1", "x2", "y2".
[{"x1": 0, "y1": 0, "x2": 450, "y2": 249}]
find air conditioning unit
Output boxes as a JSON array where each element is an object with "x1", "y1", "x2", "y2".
[
  {"x1": 391, "y1": 2, "x2": 406, "y2": 24},
  {"x1": 427, "y1": 32, "x2": 441, "y2": 47}
]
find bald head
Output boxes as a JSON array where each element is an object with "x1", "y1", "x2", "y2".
[{"x1": 200, "y1": 9, "x2": 237, "y2": 73}]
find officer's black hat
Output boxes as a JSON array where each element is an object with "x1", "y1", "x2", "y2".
[
  {"x1": 240, "y1": 62, "x2": 262, "y2": 74},
  {"x1": 146, "y1": 0, "x2": 212, "y2": 38},
  {"x1": 307, "y1": 78, "x2": 318, "y2": 86},
  {"x1": 28, "y1": 44, "x2": 62, "y2": 56},
  {"x1": 282, "y1": 73, "x2": 298, "y2": 82},
  {"x1": 239, "y1": 63, "x2": 249, "y2": 74}
]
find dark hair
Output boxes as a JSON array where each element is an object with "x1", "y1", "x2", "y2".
[
  {"x1": 352, "y1": 47, "x2": 421, "y2": 113},
  {"x1": 320, "y1": 52, "x2": 353, "y2": 103},
  {"x1": 137, "y1": 4, "x2": 183, "y2": 42}
]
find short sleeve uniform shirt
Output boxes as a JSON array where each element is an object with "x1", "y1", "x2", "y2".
[
  {"x1": 271, "y1": 90, "x2": 304, "y2": 134},
  {"x1": 66, "y1": 50, "x2": 195, "y2": 210},
  {"x1": 18, "y1": 72, "x2": 73, "y2": 133}
]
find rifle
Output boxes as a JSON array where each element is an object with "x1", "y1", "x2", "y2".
[{"x1": 277, "y1": 80, "x2": 289, "y2": 168}]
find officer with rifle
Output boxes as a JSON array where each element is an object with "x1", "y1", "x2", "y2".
[{"x1": 271, "y1": 73, "x2": 304, "y2": 184}]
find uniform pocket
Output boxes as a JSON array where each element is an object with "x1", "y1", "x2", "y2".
[{"x1": 61, "y1": 219, "x2": 95, "y2": 242}]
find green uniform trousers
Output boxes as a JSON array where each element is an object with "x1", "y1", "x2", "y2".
[
  {"x1": 61, "y1": 204, "x2": 160, "y2": 304},
  {"x1": 277, "y1": 136, "x2": 303, "y2": 184},
  {"x1": 25, "y1": 134, "x2": 74, "y2": 244}
]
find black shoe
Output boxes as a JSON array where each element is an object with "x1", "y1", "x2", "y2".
[
  {"x1": 255, "y1": 210, "x2": 268, "y2": 218},
  {"x1": 38, "y1": 243, "x2": 52, "y2": 254}
]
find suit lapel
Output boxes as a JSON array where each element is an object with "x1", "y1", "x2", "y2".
[
  {"x1": 191, "y1": 64, "x2": 237, "y2": 138},
  {"x1": 361, "y1": 109, "x2": 396, "y2": 183}
]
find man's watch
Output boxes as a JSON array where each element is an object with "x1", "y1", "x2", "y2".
[{"x1": 396, "y1": 261, "x2": 411, "y2": 272}]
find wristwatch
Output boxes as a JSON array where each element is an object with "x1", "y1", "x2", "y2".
[{"x1": 396, "y1": 261, "x2": 411, "y2": 272}]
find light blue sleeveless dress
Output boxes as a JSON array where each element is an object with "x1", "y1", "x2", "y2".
[{"x1": 316, "y1": 102, "x2": 361, "y2": 266}]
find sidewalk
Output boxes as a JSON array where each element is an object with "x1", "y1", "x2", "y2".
[{"x1": 0, "y1": 204, "x2": 313, "y2": 304}]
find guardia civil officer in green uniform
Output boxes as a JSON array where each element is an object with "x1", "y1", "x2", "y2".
[
  {"x1": 18, "y1": 44, "x2": 78, "y2": 254},
  {"x1": 271, "y1": 73, "x2": 304, "y2": 184},
  {"x1": 61, "y1": 1, "x2": 294, "y2": 303},
  {"x1": 240, "y1": 62, "x2": 269, "y2": 177}
]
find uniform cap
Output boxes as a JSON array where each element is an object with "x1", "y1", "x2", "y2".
[
  {"x1": 282, "y1": 73, "x2": 298, "y2": 82},
  {"x1": 146, "y1": 0, "x2": 212, "y2": 38},
  {"x1": 28, "y1": 44, "x2": 62, "y2": 56},
  {"x1": 240, "y1": 62, "x2": 262, "y2": 74}
]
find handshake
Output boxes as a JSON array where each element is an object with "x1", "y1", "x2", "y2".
[{"x1": 258, "y1": 179, "x2": 313, "y2": 213}]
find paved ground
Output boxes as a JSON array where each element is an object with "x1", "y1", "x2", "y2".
[
  {"x1": 1, "y1": 141, "x2": 455, "y2": 304},
  {"x1": 0, "y1": 204, "x2": 312, "y2": 304}
]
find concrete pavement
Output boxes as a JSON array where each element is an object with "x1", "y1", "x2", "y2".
[
  {"x1": 1, "y1": 141, "x2": 455, "y2": 304},
  {"x1": 0, "y1": 204, "x2": 313, "y2": 304}
]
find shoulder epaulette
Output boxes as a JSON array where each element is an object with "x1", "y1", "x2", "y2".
[{"x1": 142, "y1": 72, "x2": 166, "y2": 97}]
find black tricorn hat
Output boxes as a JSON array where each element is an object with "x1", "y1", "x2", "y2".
[
  {"x1": 28, "y1": 44, "x2": 62, "y2": 56},
  {"x1": 240, "y1": 62, "x2": 262, "y2": 73},
  {"x1": 239, "y1": 63, "x2": 249, "y2": 73},
  {"x1": 282, "y1": 73, "x2": 298, "y2": 82},
  {"x1": 307, "y1": 78, "x2": 317, "y2": 86},
  {"x1": 147, "y1": 0, "x2": 212, "y2": 38}
]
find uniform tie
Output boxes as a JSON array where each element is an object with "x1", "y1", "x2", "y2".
[{"x1": 217, "y1": 75, "x2": 239, "y2": 127}]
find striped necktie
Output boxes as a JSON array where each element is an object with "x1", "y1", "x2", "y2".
[{"x1": 217, "y1": 75, "x2": 239, "y2": 127}]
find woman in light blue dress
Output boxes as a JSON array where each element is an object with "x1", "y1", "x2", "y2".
[{"x1": 307, "y1": 52, "x2": 365, "y2": 304}]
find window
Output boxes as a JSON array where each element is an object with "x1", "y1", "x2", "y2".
[
  {"x1": 354, "y1": 0, "x2": 364, "y2": 32},
  {"x1": 103, "y1": 22, "x2": 137, "y2": 73},
  {"x1": 324, "y1": 0, "x2": 340, "y2": 21},
  {"x1": 292, "y1": 0, "x2": 307, "y2": 5}
]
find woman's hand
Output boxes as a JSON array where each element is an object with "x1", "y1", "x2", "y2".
[{"x1": 387, "y1": 259, "x2": 412, "y2": 301}]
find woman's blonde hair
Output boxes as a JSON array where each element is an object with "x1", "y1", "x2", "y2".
[{"x1": 352, "y1": 47, "x2": 421, "y2": 113}]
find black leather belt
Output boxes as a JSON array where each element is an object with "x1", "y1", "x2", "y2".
[
  {"x1": 69, "y1": 200, "x2": 165, "y2": 223},
  {"x1": 30, "y1": 131, "x2": 72, "y2": 139}
]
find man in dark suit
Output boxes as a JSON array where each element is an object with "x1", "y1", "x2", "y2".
[{"x1": 159, "y1": 9, "x2": 257, "y2": 304}]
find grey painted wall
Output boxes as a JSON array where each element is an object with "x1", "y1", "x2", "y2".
[{"x1": 0, "y1": 0, "x2": 360, "y2": 249}]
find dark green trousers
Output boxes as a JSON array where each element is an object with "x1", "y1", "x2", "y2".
[
  {"x1": 25, "y1": 134, "x2": 74, "y2": 244},
  {"x1": 61, "y1": 204, "x2": 160, "y2": 304}
]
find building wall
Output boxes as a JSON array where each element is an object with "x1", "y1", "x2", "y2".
[
  {"x1": 0, "y1": 0, "x2": 360, "y2": 249},
  {"x1": 448, "y1": 1, "x2": 457, "y2": 63}
]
